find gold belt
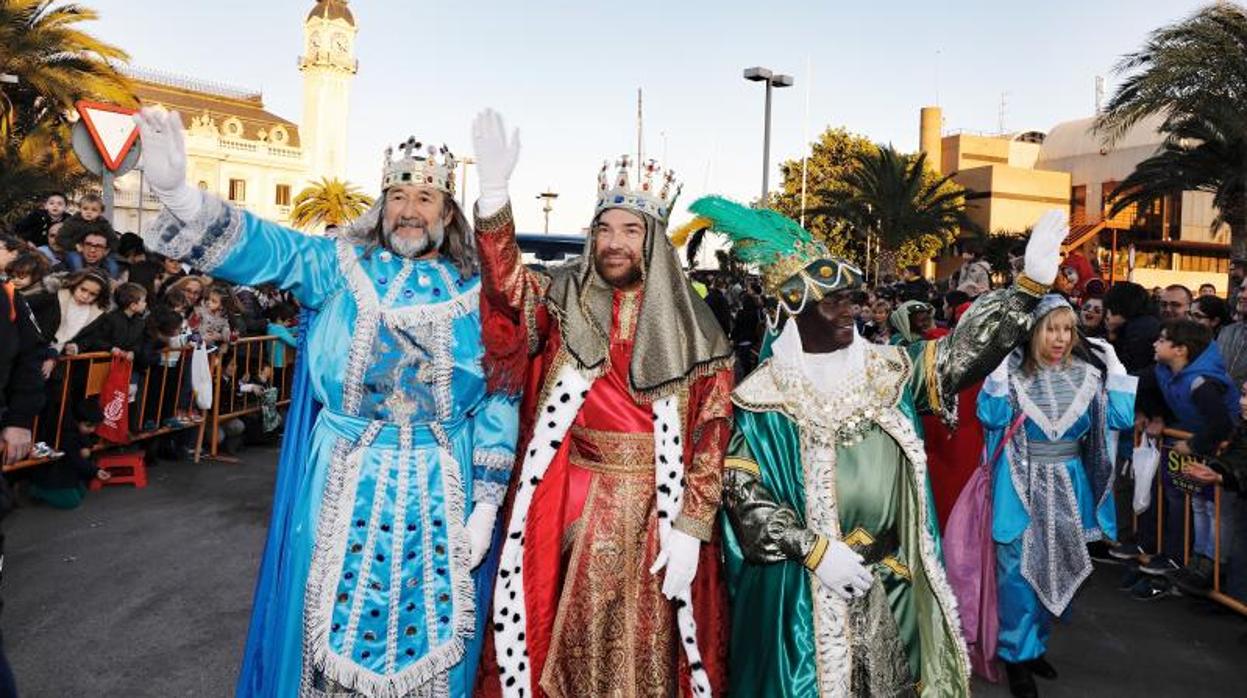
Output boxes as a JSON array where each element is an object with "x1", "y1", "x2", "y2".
[{"x1": 568, "y1": 424, "x2": 654, "y2": 475}]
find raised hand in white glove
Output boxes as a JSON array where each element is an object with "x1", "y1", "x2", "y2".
[
  {"x1": 1085, "y1": 337, "x2": 1126, "y2": 376},
  {"x1": 133, "y1": 107, "x2": 202, "y2": 221},
  {"x1": 465, "y1": 503, "x2": 498, "y2": 570},
  {"x1": 471, "y1": 109, "x2": 520, "y2": 218},
  {"x1": 1023, "y1": 209, "x2": 1068, "y2": 286},
  {"x1": 649, "y1": 528, "x2": 701, "y2": 599},
  {"x1": 813, "y1": 540, "x2": 873, "y2": 601}
]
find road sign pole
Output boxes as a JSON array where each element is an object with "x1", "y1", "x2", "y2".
[{"x1": 102, "y1": 170, "x2": 115, "y2": 226}]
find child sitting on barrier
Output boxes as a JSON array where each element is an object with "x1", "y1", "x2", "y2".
[{"x1": 29, "y1": 401, "x2": 110, "y2": 510}]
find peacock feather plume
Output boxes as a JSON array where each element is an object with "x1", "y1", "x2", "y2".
[{"x1": 686, "y1": 196, "x2": 816, "y2": 268}]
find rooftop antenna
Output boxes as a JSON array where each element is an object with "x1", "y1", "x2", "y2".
[
  {"x1": 997, "y1": 91, "x2": 1009, "y2": 135},
  {"x1": 800, "y1": 55, "x2": 812, "y2": 227},
  {"x1": 636, "y1": 88, "x2": 644, "y2": 179}
]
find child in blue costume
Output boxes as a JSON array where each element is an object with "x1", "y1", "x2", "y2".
[{"x1": 979, "y1": 295, "x2": 1136, "y2": 698}]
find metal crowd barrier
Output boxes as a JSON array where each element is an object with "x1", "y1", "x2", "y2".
[
  {"x1": 203, "y1": 334, "x2": 296, "y2": 460},
  {"x1": 2, "y1": 335, "x2": 295, "y2": 473},
  {"x1": 1140, "y1": 427, "x2": 1247, "y2": 617}
]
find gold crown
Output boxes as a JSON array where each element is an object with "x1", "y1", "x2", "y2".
[
  {"x1": 382, "y1": 137, "x2": 457, "y2": 194},
  {"x1": 595, "y1": 155, "x2": 680, "y2": 225}
]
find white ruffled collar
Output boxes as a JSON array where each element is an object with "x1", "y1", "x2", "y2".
[{"x1": 771, "y1": 320, "x2": 867, "y2": 396}]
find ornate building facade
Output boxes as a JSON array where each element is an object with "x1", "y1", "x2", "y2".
[{"x1": 111, "y1": 0, "x2": 357, "y2": 233}]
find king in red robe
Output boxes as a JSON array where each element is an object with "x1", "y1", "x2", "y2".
[{"x1": 469, "y1": 112, "x2": 734, "y2": 698}]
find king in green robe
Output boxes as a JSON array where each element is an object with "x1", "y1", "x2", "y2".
[{"x1": 676, "y1": 198, "x2": 1070, "y2": 697}]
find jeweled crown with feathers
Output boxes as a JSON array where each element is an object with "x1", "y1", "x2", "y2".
[
  {"x1": 382, "y1": 137, "x2": 457, "y2": 195},
  {"x1": 595, "y1": 155, "x2": 681, "y2": 225}
]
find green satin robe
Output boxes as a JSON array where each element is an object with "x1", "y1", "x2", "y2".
[{"x1": 720, "y1": 342, "x2": 969, "y2": 697}]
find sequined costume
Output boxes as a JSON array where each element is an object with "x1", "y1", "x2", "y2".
[
  {"x1": 722, "y1": 284, "x2": 1044, "y2": 698},
  {"x1": 472, "y1": 191, "x2": 734, "y2": 698},
  {"x1": 978, "y1": 298, "x2": 1136, "y2": 665},
  {"x1": 143, "y1": 192, "x2": 519, "y2": 698},
  {"x1": 675, "y1": 195, "x2": 1049, "y2": 697}
]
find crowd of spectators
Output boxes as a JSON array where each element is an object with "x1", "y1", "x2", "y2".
[{"x1": 1, "y1": 193, "x2": 299, "y2": 508}]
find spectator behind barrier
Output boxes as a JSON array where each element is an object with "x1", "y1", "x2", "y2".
[
  {"x1": 54, "y1": 270, "x2": 110, "y2": 354},
  {"x1": 1191, "y1": 295, "x2": 1232, "y2": 339},
  {"x1": 1104, "y1": 281, "x2": 1161, "y2": 375}
]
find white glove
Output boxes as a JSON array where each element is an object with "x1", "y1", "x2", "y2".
[
  {"x1": 813, "y1": 540, "x2": 873, "y2": 601},
  {"x1": 471, "y1": 109, "x2": 520, "y2": 218},
  {"x1": 988, "y1": 356, "x2": 1010, "y2": 385},
  {"x1": 133, "y1": 106, "x2": 203, "y2": 221},
  {"x1": 1086, "y1": 337, "x2": 1126, "y2": 376},
  {"x1": 649, "y1": 528, "x2": 701, "y2": 599},
  {"x1": 1023, "y1": 209, "x2": 1068, "y2": 286},
  {"x1": 465, "y1": 503, "x2": 498, "y2": 570}
]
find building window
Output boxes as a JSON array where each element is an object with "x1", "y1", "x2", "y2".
[
  {"x1": 229, "y1": 178, "x2": 247, "y2": 202},
  {"x1": 1071, "y1": 185, "x2": 1086, "y2": 225},
  {"x1": 275, "y1": 184, "x2": 291, "y2": 206}
]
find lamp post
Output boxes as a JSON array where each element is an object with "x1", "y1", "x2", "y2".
[
  {"x1": 458, "y1": 156, "x2": 475, "y2": 209},
  {"x1": 743, "y1": 66, "x2": 793, "y2": 204},
  {"x1": 537, "y1": 190, "x2": 558, "y2": 233}
]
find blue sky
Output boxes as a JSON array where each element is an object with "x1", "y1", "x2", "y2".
[{"x1": 85, "y1": 0, "x2": 1209, "y2": 233}]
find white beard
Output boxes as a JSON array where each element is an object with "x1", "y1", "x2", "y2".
[{"x1": 385, "y1": 218, "x2": 445, "y2": 258}]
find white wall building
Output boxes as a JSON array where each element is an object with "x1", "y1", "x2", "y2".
[{"x1": 110, "y1": 0, "x2": 357, "y2": 234}]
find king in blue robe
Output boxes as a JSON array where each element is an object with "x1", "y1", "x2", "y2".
[{"x1": 138, "y1": 116, "x2": 518, "y2": 698}]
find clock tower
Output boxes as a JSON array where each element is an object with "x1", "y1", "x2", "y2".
[{"x1": 300, "y1": 0, "x2": 357, "y2": 183}]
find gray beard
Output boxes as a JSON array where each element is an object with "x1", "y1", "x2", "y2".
[{"x1": 384, "y1": 217, "x2": 445, "y2": 258}]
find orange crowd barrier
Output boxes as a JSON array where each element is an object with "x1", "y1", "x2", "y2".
[
  {"x1": 3, "y1": 336, "x2": 295, "y2": 473},
  {"x1": 203, "y1": 334, "x2": 296, "y2": 460},
  {"x1": 1138, "y1": 427, "x2": 1247, "y2": 617}
]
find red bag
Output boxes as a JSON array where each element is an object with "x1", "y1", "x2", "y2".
[{"x1": 96, "y1": 356, "x2": 133, "y2": 443}]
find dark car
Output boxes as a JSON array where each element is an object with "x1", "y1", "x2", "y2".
[{"x1": 516, "y1": 233, "x2": 584, "y2": 272}]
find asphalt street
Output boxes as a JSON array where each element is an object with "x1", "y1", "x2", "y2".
[{"x1": 3, "y1": 445, "x2": 1245, "y2": 696}]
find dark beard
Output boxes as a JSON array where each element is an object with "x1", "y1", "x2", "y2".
[{"x1": 594, "y1": 255, "x2": 642, "y2": 288}]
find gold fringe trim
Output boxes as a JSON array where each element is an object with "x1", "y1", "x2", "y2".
[{"x1": 922, "y1": 340, "x2": 943, "y2": 416}]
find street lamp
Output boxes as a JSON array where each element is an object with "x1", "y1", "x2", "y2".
[
  {"x1": 743, "y1": 66, "x2": 793, "y2": 204},
  {"x1": 537, "y1": 190, "x2": 558, "y2": 233},
  {"x1": 458, "y1": 156, "x2": 475, "y2": 209}
]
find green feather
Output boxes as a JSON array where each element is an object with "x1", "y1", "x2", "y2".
[{"x1": 686, "y1": 196, "x2": 813, "y2": 266}]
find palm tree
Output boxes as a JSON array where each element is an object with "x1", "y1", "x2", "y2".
[
  {"x1": 291, "y1": 177, "x2": 374, "y2": 231},
  {"x1": 0, "y1": 1, "x2": 134, "y2": 139},
  {"x1": 0, "y1": 1, "x2": 134, "y2": 219},
  {"x1": 1096, "y1": 3, "x2": 1247, "y2": 258},
  {"x1": 811, "y1": 146, "x2": 974, "y2": 277}
]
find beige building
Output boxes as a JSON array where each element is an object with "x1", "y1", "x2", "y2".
[
  {"x1": 923, "y1": 106, "x2": 1231, "y2": 292},
  {"x1": 111, "y1": 0, "x2": 358, "y2": 234}
]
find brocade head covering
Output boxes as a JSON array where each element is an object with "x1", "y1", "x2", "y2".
[
  {"x1": 544, "y1": 199, "x2": 733, "y2": 401},
  {"x1": 676, "y1": 196, "x2": 864, "y2": 319},
  {"x1": 889, "y1": 300, "x2": 935, "y2": 345}
]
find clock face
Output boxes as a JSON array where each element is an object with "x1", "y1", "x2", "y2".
[{"x1": 332, "y1": 33, "x2": 348, "y2": 53}]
